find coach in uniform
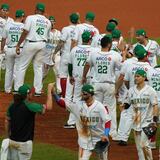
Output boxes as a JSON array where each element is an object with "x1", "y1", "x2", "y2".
[
  {"x1": 15, "y1": 3, "x2": 51, "y2": 96},
  {"x1": 4, "y1": 83, "x2": 53, "y2": 160}
]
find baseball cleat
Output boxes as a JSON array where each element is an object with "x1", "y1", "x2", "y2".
[
  {"x1": 34, "y1": 93, "x2": 41, "y2": 97},
  {"x1": 63, "y1": 124, "x2": 76, "y2": 129},
  {"x1": 118, "y1": 140, "x2": 127, "y2": 146}
]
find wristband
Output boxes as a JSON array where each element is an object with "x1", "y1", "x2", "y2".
[
  {"x1": 52, "y1": 93, "x2": 60, "y2": 102},
  {"x1": 104, "y1": 128, "x2": 110, "y2": 136}
]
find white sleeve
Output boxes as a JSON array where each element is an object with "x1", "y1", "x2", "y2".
[
  {"x1": 2, "y1": 27, "x2": 7, "y2": 39},
  {"x1": 99, "y1": 105, "x2": 111, "y2": 123},
  {"x1": 60, "y1": 27, "x2": 68, "y2": 42},
  {"x1": 65, "y1": 100, "x2": 77, "y2": 115},
  {"x1": 120, "y1": 61, "x2": 127, "y2": 75},
  {"x1": 150, "y1": 87, "x2": 158, "y2": 105},
  {"x1": 114, "y1": 53, "x2": 122, "y2": 70},
  {"x1": 72, "y1": 26, "x2": 79, "y2": 41},
  {"x1": 124, "y1": 67, "x2": 130, "y2": 81},
  {"x1": 24, "y1": 16, "x2": 32, "y2": 31}
]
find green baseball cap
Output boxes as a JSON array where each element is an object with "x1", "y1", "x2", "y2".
[
  {"x1": 85, "y1": 12, "x2": 95, "y2": 22},
  {"x1": 104, "y1": 34, "x2": 112, "y2": 41},
  {"x1": 106, "y1": 22, "x2": 116, "y2": 32},
  {"x1": 70, "y1": 13, "x2": 79, "y2": 24},
  {"x1": 49, "y1": 16, "x2": 55, "y2": 21},
  {"x1": 134, "y1": 45, "x2": 147, "y2": 59},
  {"x1": 1, "y1": 4, "x2": 9, "y2": 10},
  {"x1": 82, "y1": 31, "x2": 93, "y2": 43},
  {"x1": 81, "y1": 84, "x2": 94, "y2": 95},
  {"x1": 109, "y1": 18, "x2": 119, "y2": 25},
  {"x1": 135, "y1": 69, "x2": 147, "y2": 77},
  {"x1": 136, "y1": 29, "x2": 147, "y2": 37},
  {"x1": 112, "y1": 29, "x2": 121, "y2": 38},
  {"x1": 15, "y1": 10, "x2": 25, "y2": 17},
  {"x1": 18, "y1": 84, "x2": 31, "y2": 96},
  {"x1": 36, "y1": 3, "x2": 45, "y2": 12}
]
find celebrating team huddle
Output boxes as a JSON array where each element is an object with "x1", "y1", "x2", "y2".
[{"x1": 0, "y1": 2, "x2": 160, "y2": 160}]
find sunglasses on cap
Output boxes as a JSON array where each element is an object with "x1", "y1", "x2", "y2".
[{"x1": 82, "y1": 91, "x2": 89, "y2": 96}]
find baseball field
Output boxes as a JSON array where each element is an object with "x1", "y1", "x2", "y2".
[{"x1": 0, "y1": 0, "x2": 160, "y2": 159}]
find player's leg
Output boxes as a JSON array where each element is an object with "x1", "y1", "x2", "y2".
[
  {"x1": 14, "y1": 42, "x2": 35, "y2": 91},
  {"x1": 118, "y1": 106, "x2": 133, "y2": 145},
  {"x1": 93, "y1": 83, "x2": 103, "y2": 103},
  {"x1": 134, "y1": 131, "x2": 145, "y2": 160},
  {"x1": 59, "y1": 53, "x2": 69, "y2": 98},
  {"x1": 79, "y1": 147, "x2": 92, "y2": 160},
  {"x1": 4, "y1": 48, "x2": 15, "y2": 93},
  {"x1": 42, "y1": 63, "x2": 50, "y2": 80},
  {"x1": 64, "y1": 77, "x2": 76, "y2": 128},
  {"x1": 141, "y1": 130, "x2": 153, "y2": 160},
  {"x1": 53, "y1": 52, "x2": 61, "y2": 93},
  {"x1": 103, "y1": 83, "x2": 118, "y2": 140},
  {"x1": 32, "y1": 42, "x2": 46, "y2": 94}
]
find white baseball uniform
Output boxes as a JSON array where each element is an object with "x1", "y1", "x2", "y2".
[
  {"x1": 133, "y1": 40, "x2": 160, "y2": 67},
  {"x1": 72, "y1": 23, "x2": 99, "y2": 45},
  {"x1": 126, "y1": 84, "x2": 158, "y2": 160},
  {"x1": 2, "y1": 21, "x2": 24, "y2": 93},
  {"x1": 86, "y1": 50, "x2": 122, "y2": 139},
  {"x1": 65, "y1": 99, "x2": 111, "y2": 160},
  {"x1": 57, "y1": 24, "x2": 79, "y2": 125},
  {"x1": 14, "y1": 14, "x2": 51, "y2": 93},
  {"x1": 117, "y1": 57, "x2": 138, "y2": 142},
  {"x1": 69, "y1": 45, "x2": 98, "y2": 102}
]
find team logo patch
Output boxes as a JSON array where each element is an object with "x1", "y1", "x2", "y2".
[{"x1": 108, "y1": 57, "x2": 111, "y2": 61}]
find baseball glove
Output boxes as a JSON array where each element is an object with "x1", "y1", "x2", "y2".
[
  {"x1": 94, "y1": 140, "x2": 109, "y2": 154},
  {"x1": 143, "y1": 123, "x2": 157, "y2": 139}
]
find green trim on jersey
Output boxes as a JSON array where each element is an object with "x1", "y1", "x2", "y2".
[{"x1": 24, "y1": 101, "x2": 43, "y2": 113}]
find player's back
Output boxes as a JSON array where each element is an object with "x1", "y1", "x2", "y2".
[
  {"x1": 3, "y1": 21, "x2": 24, "y2": 47},
  {"x1": 89, "y1": 50, "x2": 121, "y2": 83},
  {"x1": 73, "y1": 23, "x2": 99, "y2": 45},
  {"x1": 61, "y1": 24, "x2": 76, "y2": 54},
  {"x1": 24, "y1": 14, "x2": 51, "y2": 41},
  {"x1": 70, "y1": 45, "x2": 96, "y2": 78},
  {"x1": 124, "y1": 61, "x2": 153, "y2": 88}
]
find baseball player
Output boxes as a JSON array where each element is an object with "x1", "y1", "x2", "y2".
[
  {"x1": 68, "y1": 31, "x2": 98, "y2": 102},
  {"x1": 82, "y1": 35, "x2": 122, "y2": 141},
  {"x1": 53, "y1": 13, "x2": 79, "y2": 98},
  {"x1": 133, "y1": 29, "x2": 160, "y2": 67},
  {"x1": 123, "y1": 69, "x2": 158, "y2": 160},
  {"x1": 1, "y1": 10, "x2": 25, "y2": 93},
  {"x1": 52, "y1": 83, "x2": 111, "y2": 160},
  {"x1": 0, "y1": 3, "x2": 14, "y2": 46},
  {"x1": 147, "y1": 65, "x2": 160, "y2": 149},
  {"x1": 117, "y1": 45, "x2": 153, "y2": 145},
  {"x1": 15, "y1": 3, "x2": 51, "y2": 96},
  {"x1": 4, "y1": 83, "x2": 53, "y2": 160},
  {"x1": 71, "y1": 11, "x2": 99, "y2": 48},
  {"x1": 53, "y1": 13, "x2": 79, "y2": 128},
  {"x1": 43, "y1": 15, "x2": 61, "y2": 92}
]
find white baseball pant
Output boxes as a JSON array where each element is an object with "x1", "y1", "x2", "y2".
[
  {"x1": 93, "y1": 82, "x2": 118, "y2": 139},
  {"x1": 14, "y1": 41, "x2": 45, "y2": 93},
  {"x1": 4, "y1": 48, "x2": 20, "y2": 93},
  {"x1": 134, "y1": 130, "x2": 153, "y2": 160},
  {"x1": 117, "y1": 106, "x2": 133, "y2": 141}
]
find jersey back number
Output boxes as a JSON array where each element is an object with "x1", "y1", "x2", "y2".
[
  {"x1": 36, "y1": 27, "x2": 44, "y2": 35},
  {"x1": 152, "y1": 82, "x2": 160, "y2": 91},
  {"x1": 11, "y1": 35, "x2": 19, "y2": 42},
  {"x1": 98, "y1": 65, "x2": 107, "y2": 74},
  {"x1": 77, "y1": 58, "x2": 86, "y2": 66}
]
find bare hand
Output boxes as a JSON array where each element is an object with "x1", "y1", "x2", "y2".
[
  {"x1": 69, "y1": 77, "x2": 75, "y2": 85},
  {"x1": 101, "y1": 135, "x2": 109, "y2": 142},
  {"x1": 81, "y1": 77, "x2": 87, "y2": 84},
  {"x1": 119, "y1": 104, "x2": 124, "y2": 112}
]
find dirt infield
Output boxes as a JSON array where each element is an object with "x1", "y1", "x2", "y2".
[
  {"x1": 0, "y1": 92, "x2": 159, "y2": 160},
  {"x1": 1, "y1": 0, "x2": 160, "y2": 37}
]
